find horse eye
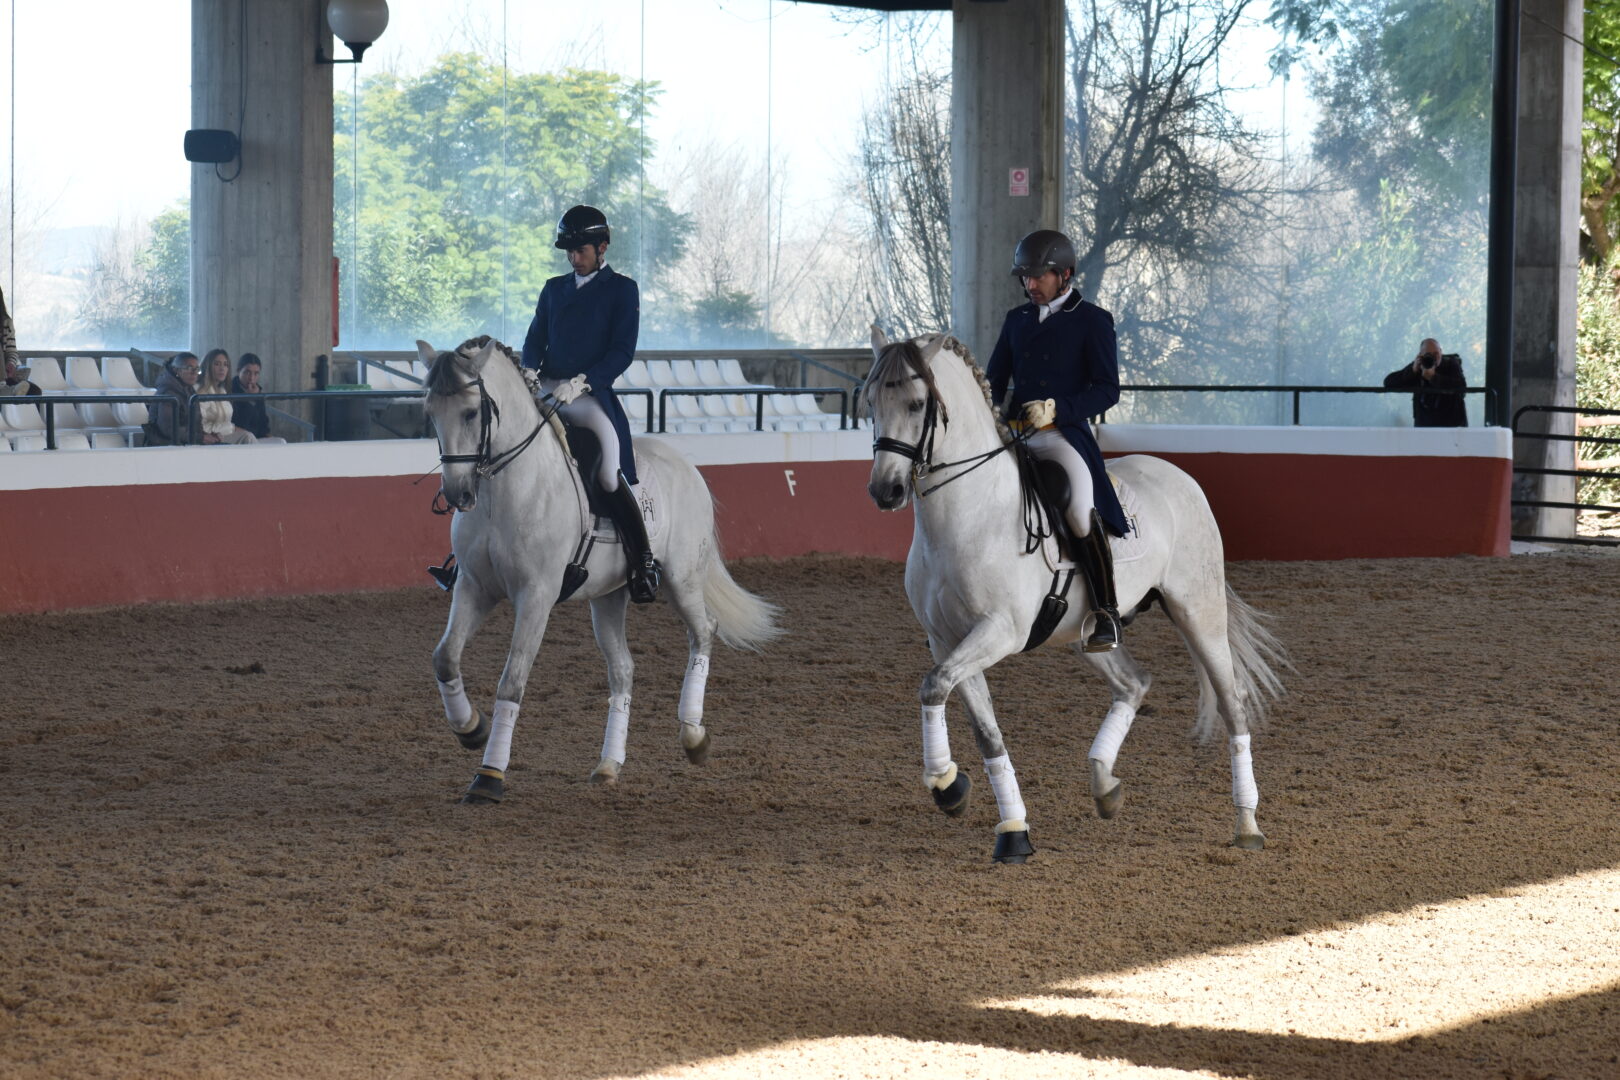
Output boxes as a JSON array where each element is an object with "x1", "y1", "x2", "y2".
[
  {"x1": 907, "y1": 401, "x2": 924, "y2": 414},
  {"x1": 463, "y1": 409, "x2": 479, "y2": 424}
]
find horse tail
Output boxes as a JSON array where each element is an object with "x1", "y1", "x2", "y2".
[
  {"x1": 692, "y1": 485, "x2": 782, "y2": 652},
  {"x1": 1194, "y1": 584, "x2": 1289, "y2": 741}
]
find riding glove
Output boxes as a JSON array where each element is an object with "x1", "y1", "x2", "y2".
[
  {"x1": 1022, "y1": 398, "x2": 1057, "y2": 428},
  {"x1": 553, "y1": 373, "x2": 592, "y2": 404}
]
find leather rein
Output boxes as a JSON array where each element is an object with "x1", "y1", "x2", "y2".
[
  {"x1": 872, "y1": 373, "x2": 1020, "y2": 499},
  {"x1": 431, "y1": 369, "x2": 556, "y2": 515}
]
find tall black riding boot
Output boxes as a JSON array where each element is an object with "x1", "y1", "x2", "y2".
[
  {"x1": 1077, "y1": 511, "x2": 1122, "y2": 653},
  {"x1": 607, "y1": 473, "x2": 661, "y2": 604}
]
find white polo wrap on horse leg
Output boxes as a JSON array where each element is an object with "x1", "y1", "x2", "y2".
[
  {"x1": 482, "y1": 699, "x2": 520, "y2": 773},
  {"x1": 678, "y1": 655, "x2": 709, "y2": 728},
  {"x1": 437, "y1": 676, "x2": 476, "y2": 732},
  {"x1": 1087, "y1": 701, "x2": 1136, "y2": 774},
  {"x1": 601, "y1": 694, "x2": 631, "y2": 765},
  {"x1": 983, "y1": 754, "x2": 1027, "y2": 832},
  {"x1": 921, "y1": 704, "x2": 955, "y2": 789},
  {"x1": 1229, "y1": 733, "x2": 1258, "y2": 810}
]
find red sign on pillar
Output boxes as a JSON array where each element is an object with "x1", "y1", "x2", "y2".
[{"x1": 1009, "y1": 167, "x2": 1030, "y2": 197}]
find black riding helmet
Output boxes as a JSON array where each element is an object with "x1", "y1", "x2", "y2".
[
  {"x1": 1010, "y1": 229, "x2": 1077, "y2": 279},
  {"x1": 555, "y1": 204, "x2": 610, "y2": 250}
]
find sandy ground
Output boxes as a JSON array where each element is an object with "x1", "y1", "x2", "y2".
[{"x1": 2, "y1": 552, "x2": 1619, "y2": 1079}]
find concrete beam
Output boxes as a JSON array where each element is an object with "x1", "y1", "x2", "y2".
[
  {"x1": 191, "y1": 0, "x2": 334, "y2": 402},
  {"x1": 949, "y1": 0, "x2": 1065, "y2": 363}
]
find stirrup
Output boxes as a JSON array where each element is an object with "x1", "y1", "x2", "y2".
[
  {"x1": 628, "y1": 553, "x2": 661, "y2": 604},
  {"x1": 1084, "y1": 610, "x2": 1122, "y2": 653},
  {"x1": 427, "y1": 552, "x2": 458, "y2": 592}
]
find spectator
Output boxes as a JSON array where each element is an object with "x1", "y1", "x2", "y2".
[
  {"x1": 231, "y1": 352, "x2": 271, "y2": 438},
  {"x1": 197, "y1": 348, "x2": 257, "y2": 444},
  {"x1": 1384, "y1": 337, "x2": 1467, "y2": 428},
  {"x1": 147, "y1": 352, "x2": 200, "y2": 444},
  {"x1": 1, "y1": 284, "x2": 41, "y2": 397}
]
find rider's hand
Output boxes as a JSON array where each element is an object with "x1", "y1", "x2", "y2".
[
  {"x1": 553, "y1": 374, "x2": 591, "y2": 404},
  {"x1": 1022, "y1": 398, "x2": 1057, "y2": 428}
]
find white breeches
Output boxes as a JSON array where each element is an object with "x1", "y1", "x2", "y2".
[
  {"x1": 1027, "y1": 428, "x2": 1094, "y2": 538},
  {"x1": 542, "y1": 380, "x2": 620, "y2": 491}
]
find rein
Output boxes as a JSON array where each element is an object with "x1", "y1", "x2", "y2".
[
  {"x1": 872, "y1": 375, "x2": 1019, "y2": 499},
  {"x1": 431, "y1": 370, "x2": 557, "y2": 515}
]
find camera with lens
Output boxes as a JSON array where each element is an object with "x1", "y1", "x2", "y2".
[{"x1": 1419, "y1": 352, "x2": 1439, "y2": 370}]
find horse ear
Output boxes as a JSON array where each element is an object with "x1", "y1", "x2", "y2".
[
  {"x1": 415, "y1": 340, "x2": 436, "y2": 365},
  {"x1": 870, "y1": 323, "x2": 890, "y2": 355},
  {"x1": 471, "y1": 339, "x2": 498, "y2": 370}
]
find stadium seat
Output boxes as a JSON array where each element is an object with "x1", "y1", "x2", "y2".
[
  {"x1": 695, "y1": 359, "x2": 724, "y2": 386},
  {"x1": 66, "y1": 356, "x2": 111, "y2": 391},
  {"x1": 0, "y1": 436, "x2": 10, "y2": 452},
  {"x1": 670, "y1": 359, "x2": 703, "y2": 387},
  {"x1": 623, "y1": 360, "x2": 650, "y2": 387},
  {"x1": 40, "y1": 402, "x2": 89, "y2": 432},
  {"x1": 89, "y1": 431, "x2": 128, "y2": 449},
  {"x1": 114, "y1": 401, "x2": 150, "y2": 426},
  {"x1": 2, "y1": 401, "x2": 46, "y2": 435},
  {"x1": 718, "y1": 358, "x2": 750, "y2": 385},
  {"x1": 25, "y1": 357, "x2": 69, "y2": 392},
  {"x1": 639, "y1": 360, "x2": 673, "y2": 389},
  {"x1": 11, "y1": 434, "x2": 46, "y2": 451},
  {"x1": 102, "y1": 356, "x2": 155, "y2": 392},
  {"x1": 50, "y1": 431, "x2": 93, "y2": 451},
  {"x1": 77, "y1": 399, "x2": 122, "y2": 428}
]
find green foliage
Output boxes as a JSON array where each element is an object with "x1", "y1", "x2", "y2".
[
  {"x1": 1576, "y1": 259, "x2": 1620, "y2": 510},
  {"x1": 333, "y1": 54, "x2": 690, "y2": 347},
  {"x1": 77, "y1": 203, "x2": 189, "y2": 346},
  {"x1": 1581, "y1": 2, "x2": 1620, "y2": 261}
]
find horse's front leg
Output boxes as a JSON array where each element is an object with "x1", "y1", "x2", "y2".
[
  {"x1": 1078, "y1": 645, "x2": 1153, "y2": 820},
  {"x1": 918, "y1": 618, "x2": 1022, "y2": 858},
  {"x1": 954, "y1": 672, "x2": 1033, "y2": 864},
  {"x1": 462, "y1": 589, "x2": 555, "y2": 805},
  {"x1": 586, "y1": 590, "x2": 634, "y2": 784},
  {"x1": 433, "y1": 578, "x2": 498, "y2": 753}
]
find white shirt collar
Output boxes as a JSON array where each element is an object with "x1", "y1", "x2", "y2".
[
  {"x1": 574, "y1": 264, "x2": 605, "y2": 287},
  {"x1": 1037, "y1": 287, "x2": 1074, "y2": 323}
]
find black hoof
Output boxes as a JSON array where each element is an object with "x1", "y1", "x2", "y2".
[
  {"x1": 460, "y1": 767, "x2": 505, "y2": 804},
  {"x1": 454, "y1": 709, "x2": 490, "y2": 751},
  {"x1": 992, "y1": 829, "x2": 1034, "y2": 864},
  {"x1": 930, "y1": 771, "x2": 972, "y2": 818}
]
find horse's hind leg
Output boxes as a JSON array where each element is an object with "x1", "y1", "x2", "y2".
[
  {"x1": 1077, "y1": 645, "x2": 1152, "y2": 820},
  {"x1": 955, "y1": 673, "x2": 1034, "y2": 864},
  {"x1": 1161, "y1": 591, "x2": 1264, "y2": 850},
  {"x1": 664, "y1": 565, "x2": 718, "y2": 765},
  {"x1": 434, "y1": 582, "x2": 498, "y2": 752},
  {"x1": 587, "y1": 590, "x2": 634, "y2": 784}
]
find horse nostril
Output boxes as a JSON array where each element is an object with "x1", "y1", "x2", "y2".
[{"x1": 888, "y1": 483, "x2": 904, "y2": 503}]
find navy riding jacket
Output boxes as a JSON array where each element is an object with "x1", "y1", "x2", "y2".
[
  {"x1": 521, "y1": 265, "x2": 642, "y2": 484},
  {"x1": 985, "y1": 293, "x2": 1129, "y2": 537}
]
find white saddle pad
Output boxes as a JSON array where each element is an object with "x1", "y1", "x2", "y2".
[
  {"x1": 1038, "y1": 470, "x2": 1148, "y2": 570},
  {"x1": 590, "y1": 450, "x2": 668, "y2": 547}
]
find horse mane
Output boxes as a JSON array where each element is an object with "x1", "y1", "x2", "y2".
[
  {"x1": 425, "y1": 335, "x2": 535, "y2": 397},
  {"x1": 867, "y1": 333, "x2": 1011, "y2": 442}
]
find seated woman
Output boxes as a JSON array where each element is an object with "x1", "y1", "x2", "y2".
[
  {"x1": 197, "y1": 348, "x2": 257, "y2": 444},
  {"x1": 230, "y1": 353, "x2": 273, "y2": 438},
  {"x1": 148, "y1": 352, "x2": 200, "y2": 444}
]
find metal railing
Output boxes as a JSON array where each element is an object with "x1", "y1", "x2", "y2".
[
  {"x1": 1511, "y1": 405, "x2": 1620, "y2": 548},
  {"x1": 1104, "y1": 384, "x2": 1496, "y2": 425},
  {"x1": 655, "y1": 386, "x2": 852, "y2": 434},
  {"x1": 17, "y1": 393, "x2": 179, "y2": 450}
]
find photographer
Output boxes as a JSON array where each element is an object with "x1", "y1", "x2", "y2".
[{"x1": 1383, "y1": 337, "x2": 1467, "y2": 428}]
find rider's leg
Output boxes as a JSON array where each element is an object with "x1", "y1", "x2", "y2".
[
  {"x1": 557, "y1": 395, "x2": 661, "y2": 603},
  {"x1": 1026, "y1": 430, "x2": 1119, "y2": 651}
]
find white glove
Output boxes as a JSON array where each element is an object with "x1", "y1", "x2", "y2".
[
  {"x1": 553, "y1": 373, "x2": 591, "y2": 404},
  {"x1": 1022, "y1": 398, "x2": 1057, "y2": 428}
]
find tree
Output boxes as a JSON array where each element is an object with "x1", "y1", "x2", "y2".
[
  {"x1": 1581, "y1": 4, "x2": 1620, "y2": 263},
  {"x1": 77, "y1": 205, "x2": 189, "y2": 346}
]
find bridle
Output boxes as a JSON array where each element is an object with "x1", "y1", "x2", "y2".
[
  {"x1": 431, "y1": 365, "x2": 551, "y2": 515},
  {"x1": 870, "y1": 353, "x2": 1016, "y2": 500}
]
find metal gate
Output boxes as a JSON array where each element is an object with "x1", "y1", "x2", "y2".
[{"x1": 1511, "y1": 405, "x2": 1620, "y2": 547}]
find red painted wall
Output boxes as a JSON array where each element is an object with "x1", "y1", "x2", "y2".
[{"x1": 0, "y1": 449, "x2": 1508, "y2": 615}]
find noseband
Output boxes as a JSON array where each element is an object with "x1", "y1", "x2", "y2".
[
  {"x1": 433, "y1": 370, "x2": 547, "y2": 513},
  {"x1": 870, "y1": 368, "x2": 1011, "y2": 499}
]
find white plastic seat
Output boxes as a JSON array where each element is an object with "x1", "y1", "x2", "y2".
[
  {"x1": 674, "y1": 394, "x2": 705, "y2": 419},
  {"x1": 42, "y1": 401, "x2": 89, "y2": 429},
  {"x1": 0, "y1": 436, "x2": 10, "y2": 451},
  {"x1": 670, "y1": 359, "x2": 702, "y2": 387},
  {"x1": 25, "y1": 357, "x2": 69, "y2": 392},
  {"x1": 50, "y1": 431, "x2": 93, "y2": 450},
  {"x1": 89, "y1": 431, "x2": 127, "y2": 449},
  {"x1": 623, "y1": 360, "x2": 649, "y2": 387},
  {"x1": 114, "y1": 401, "x2": 151, "y2": 426},
  {"x1": 78, "y1": 400, "x2": 122, "y2": 428},
  {"x1": 66, "y1": 356, "x2": 111, "y2": 391},
  {"x1": 2, "y1": 401, "x2": 46, "y2": 434},
  {"x1": 622, "y1": 393, "x2": 649, "y2": 423},
  {"x1": 695, "y1": 359, "x2": 725, "y2": 386},
  {"x1": 719, "y1": 359, "x2": 749, "y2": 385},
  {"x1": 11, "y1": 434, "x2": 47, "y2": 451},
  {"x1": 641, "y1": 360, "x2": 674, "y2": 388},
  {"x1": 103, "y1": 356, "x2": 153, "y2": 392}
]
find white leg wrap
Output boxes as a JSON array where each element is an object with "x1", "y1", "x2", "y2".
[
  {"x1": 601, "y1": 694, "x2": 631, "y2": 765},
  {"x1": 437, "y1": 676, "x2": 476, "y2": 732},
  {"x1": 482, "y1": 699, "x2": 520, "y2": 773},
  {"x1": 678, "y1": 655, "x2": 709, "y2": 727},
  {"x1": 1087, "y1": 701, "x2": 1136, "y2": 774},
  {"x1": 983, "y1": 754, "x2": 1027, "y2": 829},
  {"x1": 921, "y1": 704, "x2": 951, "y2": 781},
  {"x1": 1229, "y1": 733, "x2": 1258, "y2": 810}
]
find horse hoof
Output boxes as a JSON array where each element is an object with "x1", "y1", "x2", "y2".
[
  {"x1": 930, "y1": 771, "x2": 972, "y2": 817},
  {"x1": 1233, "y1": 832, "x2": 1265, "y2": 851},
  {"x1": 454, "y1": 709, "x2": 490, "y2": 751},
  {"x1": 589, "y1": 758, "x2": 621, "y2": 785},
  {"x1": 1094, "y1": 779, "x2": 1124, "y2": 820},
  {"x1": 682, "y1": 728, "x2": 711, "y2": 766},
  {"x1": 992, "y1": 829, "x2": 1035, "y2": 863},
  {"x1": 460, "y1": 767, "x2": 505, "y2": 804}
]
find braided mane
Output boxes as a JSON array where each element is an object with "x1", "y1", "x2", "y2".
[
  {"x1": 426, "y1": 334, "x2": 538, "y2": 397},
  {"x1": 867, "y1": 332, "x2": 1010, "y2": 443}
]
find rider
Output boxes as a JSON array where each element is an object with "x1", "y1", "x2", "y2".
[
  {"x1": 985, "y1": 228, "x2": 1130, "y2": 652},
  {"x1": 521, "y1": 204, "x2": 661, "y2": 603}
]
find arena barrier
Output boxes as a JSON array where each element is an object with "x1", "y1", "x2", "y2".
[{"x1": 0, "y1": 424, "x2": 1510, "y2": 613}]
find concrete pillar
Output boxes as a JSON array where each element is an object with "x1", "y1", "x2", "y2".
[
  {"x1": 949, "y1": 0, "x2": 1065, "y2": 363},
  {"x1": 1510, "y1": 0, "x2": 1582, "y2": 539},
  {"x1": 191, "y1": 0, "x2": 333, "y2": 402}
]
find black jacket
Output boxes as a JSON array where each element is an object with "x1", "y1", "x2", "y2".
[
  {"x1": 230, "y1": 376, "x2": 270, "y2": 438},
  {"x1": 1383, "y1": 355, "x2": 1467, "y2": 428}
]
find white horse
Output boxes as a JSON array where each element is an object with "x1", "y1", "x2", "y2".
[
  {"x1": 864, "y1": 329, "x2": 1287, "y2": 860},
  {"x1": 419, "y1": 337, "x2": 781, "y2": 803}
]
